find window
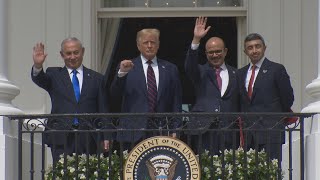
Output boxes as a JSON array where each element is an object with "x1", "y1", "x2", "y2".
[{"x1": 95, "y1": 0, "x2": 247, "y2": 111}]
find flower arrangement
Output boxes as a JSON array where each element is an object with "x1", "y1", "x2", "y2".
[
  {"x1": 46, "y1": 148, "x2": 282, "y2": 180},
  {"x1": 200, "y1": 148, "x2": 283, "y2": 180},
  {"x1": 45, "y1": 150, "x2": 128, "y2": 180}
]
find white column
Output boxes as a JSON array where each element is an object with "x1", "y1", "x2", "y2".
[
  {"x1": 0, "y1": 0, "x2": 22, "y2": 115},
  {"x1": 302, "y1": 1, "x2": 320, "y2": 179}
]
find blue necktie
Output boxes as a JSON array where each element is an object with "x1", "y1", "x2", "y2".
[{"x1": 72, "y1": 69, "x2": 80, "y2": 124}]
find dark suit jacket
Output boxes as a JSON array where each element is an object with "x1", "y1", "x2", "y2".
[
  {"x1": 110, "y1": 57, "x2": 182, "y2": 142},
  {"x1": 185, "y1": 48, "x2": 240, "y2": 137},
  {"x1": 237, "y1": 58, "x2": 294, "y2": 144},
  {"x1": 31, "y1": 66, "x2": 110, "y2": 148}
]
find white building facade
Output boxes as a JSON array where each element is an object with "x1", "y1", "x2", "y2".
[{"x1": 0, "y1": 0, "x2": 320, "y2": 179}]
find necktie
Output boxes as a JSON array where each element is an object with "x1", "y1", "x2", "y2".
[
  {"x1": 147, "y1": 61, "x2": 157, "y2": 112},
  {"x1": 72, "y1": 69, "x2": 80, "y2": 124},
  {"x1": 215, "y1": 67, "x2": 222, "y2": 91},
  {"x1": 247, "y1": 65, "x2": 256, "y2": 99}
]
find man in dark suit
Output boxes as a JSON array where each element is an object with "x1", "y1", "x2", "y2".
[
  {"x1": 185, "y1": 17, "x2": 240, "y2": 154},
  {"x1": 237, "y1": 33, "x2": 294, "y2": 160},
  {"x1": 110, "y1": 28, "x2": 182, "y2": 146},
  {"x1": 31, "y1": 37, "x2": 111, "y2": 163}
]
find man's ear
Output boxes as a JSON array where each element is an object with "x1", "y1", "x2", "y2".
[
  {"x1": 60, "y1": 51, "x2": 64, "y2": 58},
  {"x1": 243, "y1": 49, "x2": 248, "y2": 56}
]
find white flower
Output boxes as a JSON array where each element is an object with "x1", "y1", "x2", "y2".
[
  {"x1": 58, "y1": 158, "x2": 64, "y2": 164},
  {"x1": 69, "y1": 167, "x2": 75, "y2": 173},
  {"x1": 79, "y1": 174, "x2": 86, "y2": 179}
]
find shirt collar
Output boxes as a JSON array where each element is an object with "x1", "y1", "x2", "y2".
[
  {"x1": 250, "y1": 56, "x2": 265, "y2": 69},
  {"x1": 213, "y1": 63, "x2": 227, "y2": 71},
  {"x1": 141, "y1": 55, "x2": 157, "y2": 65},
  {"x1": 67, "y1": 65, "x2": 83, "y2": 74},
  {"x1": 220, "y1": 63, "x2": 227, "y2": 71}
]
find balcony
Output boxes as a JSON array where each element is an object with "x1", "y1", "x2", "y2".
[{"x1": 7, "y1": 112, "x2": 313, "y2": 180}]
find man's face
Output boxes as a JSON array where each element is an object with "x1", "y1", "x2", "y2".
[
  {"x1": 60, "y1": 40, "x2": 84, "y2": 69},
  {"x1": 244, "y1": 39, "x2": 266, "y2": 64},
  {"x1": 205, "y1": 39, "x2": 227, "y2": 68},
  {"x1": 137, "y1": 33, "x2": 159, "y2": 61}
]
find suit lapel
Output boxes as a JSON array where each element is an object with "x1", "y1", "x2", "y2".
[
  {"x1": 205, "y1": 63, "x2": 220, "y2": 91},
  {"x1": 223, "y1": 66, "x2": 236, "y2": 98},
  {"x1": 134, "y1": 58, "x2": 148, "y2": 97},
  {"x1": 251, "y1": 58, "x2": 270, "y2": 100},
  {"x1": 60, "y1": 67, "x2": 77, "y2": 102},
  {"x1": 157, "y1": 59, "x2": 165, "y2": 102},
  {"x1": 80, "y1": 67, "x2": 91, "y2": 102},
  {"x1": 240, "y1": 64, "x2": 250, "y2": 100}
]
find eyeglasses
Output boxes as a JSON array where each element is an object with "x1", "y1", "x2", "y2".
[{"x1": 206, "y1": 50, "x2": 223, "y2": 55}]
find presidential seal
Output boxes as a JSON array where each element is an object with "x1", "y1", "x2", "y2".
[{"x1": 124, "y1": 136, "x2": 200, "y2": 180}]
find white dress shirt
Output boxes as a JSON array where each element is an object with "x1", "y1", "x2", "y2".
[{"x1": 245, "y1": 57, "x2": 265, "y2": 91}]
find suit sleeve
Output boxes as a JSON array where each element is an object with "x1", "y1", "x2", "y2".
[
  {"x1": 276, "y1": 65, "x2": 294, "y2": 111},
  {"x1": 172, "y1": 65, "x2": 182, "y2": 113},
  {"x1": 110, "y1": 66, "x2": 127, "y2": 103},
  {"x1": 31, "y1": 67, "x2": 51, "y2": 91},
  {"x1": 97, "y1": 75, "x2": 115, "y2": 140},
  {"x1": 171, "y1": 65, "x2": 183, "y2": 129},
  {"x1": 185, "y1": 48, "x2": 201, "y2": 85}
]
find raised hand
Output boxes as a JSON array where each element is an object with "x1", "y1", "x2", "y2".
[
  {"x1": 120, "y1": 59, "x2": 134, "y2": 73},
  {"x1": 193, "y1": 17, "x2": 211, "y2": 44},
  {"x1": 33, "y1": 42, "x2": 47, "y2": 69}
]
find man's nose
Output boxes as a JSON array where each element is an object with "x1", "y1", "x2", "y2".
[{"x1": 70, "y1": 53, "x2": 76, "y2": 59}]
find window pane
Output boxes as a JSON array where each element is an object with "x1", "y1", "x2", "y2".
[{"x1": 103, "y1": 0, "x2": 243, "y2": 7}]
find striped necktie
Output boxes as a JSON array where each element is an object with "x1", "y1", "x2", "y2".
[{"x1": 147, "y1": 61, "x2": 157, "y2": 112}]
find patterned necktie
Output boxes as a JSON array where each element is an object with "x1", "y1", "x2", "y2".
[
  {"x1": 147, "y1": 60, "x2": 157, "y2": 112},
  {"x1": 247, "y1": 65, "x2": 256, "y2": 99},
  {"x1": 72, "y1": 69, "x2": 80, "y2": 124},
  {"x1": 215, "y1": 67, "x2": 222, "y2": 91}
]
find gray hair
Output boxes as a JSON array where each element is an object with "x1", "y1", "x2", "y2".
[{"x1": 60, "y1": 37, "x2": 83, "y2": 51}]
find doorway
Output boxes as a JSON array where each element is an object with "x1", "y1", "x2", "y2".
[{"x1": 106, "y1": 17, "x2": 237, "y2": 109}]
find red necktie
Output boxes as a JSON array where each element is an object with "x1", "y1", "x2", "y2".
[
  {"x1": 247, "y1": 65, "x2": 256, "y2": 99},
  {"x1": 147, "y1": 61, "x2": 157, "y2": 112},
  {"x1": 215, "y1": 67, "x2": 222, "y2": 91}
]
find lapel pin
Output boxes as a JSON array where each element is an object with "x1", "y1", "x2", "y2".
[
  {"x1": 162, "y1": 66, "x2": 165, "y2": 69},
  {"x1": 263, "y1": 70, "x2": 267, "y2": 73}
]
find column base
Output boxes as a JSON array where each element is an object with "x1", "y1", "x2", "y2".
[{"x1": 0, "y1": 79, "x2": 23, "y2": 115}]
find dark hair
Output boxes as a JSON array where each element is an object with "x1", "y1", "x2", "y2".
[{"x1": 244, "y1": 33, "x2": 265, "y2": 46}]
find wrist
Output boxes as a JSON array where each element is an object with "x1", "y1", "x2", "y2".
[
  {"x1": 192, "y1": 37, "x2": 201, "y2": 44},
  {"x1": 33, "y1": 64, "x2": 43, "y2": 69}
]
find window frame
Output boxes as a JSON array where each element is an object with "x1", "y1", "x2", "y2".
[{"x1": 92, "y1": 0, "x2": 248, "y2": 72}]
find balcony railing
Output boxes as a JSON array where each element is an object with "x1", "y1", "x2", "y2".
[{"x1": 8, "y1": 112, "x2": 314, "y2": 180}]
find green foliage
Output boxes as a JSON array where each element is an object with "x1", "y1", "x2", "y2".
[
  {"x1": 46, "y1": 148, "x2": 283, "y2": 179},
  {"x1": 45, "y1": 150, "x2": 128, "y2": 180},
  {"x1": 200, "y1": 148, "x2": 283, "y2": 180}
]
